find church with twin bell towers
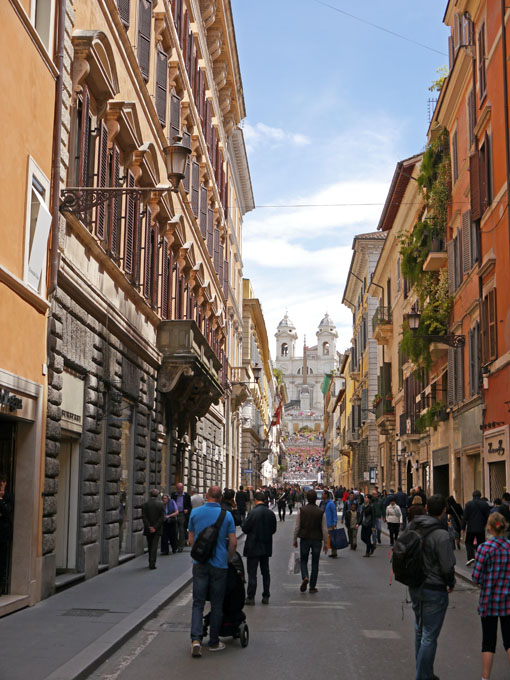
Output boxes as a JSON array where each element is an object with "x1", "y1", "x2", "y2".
[{"x1": 274, "y1": 313, "x2": 341, "y2": 433}]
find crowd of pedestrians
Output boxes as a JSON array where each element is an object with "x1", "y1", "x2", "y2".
[{"x1": 141, "y1": 480, "x2": 510, "y2": 678}]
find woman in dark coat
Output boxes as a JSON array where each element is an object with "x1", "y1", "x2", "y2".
[
  {"x1": 446, "y1": 495, "x2": 463, "y2": 549},
  {"x1": 360, "y1": 496, "x2": 375, "y2": 556}
]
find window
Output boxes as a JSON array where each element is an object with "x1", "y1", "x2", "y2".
[
  {"x1": 281, "y1": 343, "x2": 288, "y2": 357},
  {"x1": 469, "y1": 322, "x2": 480, "y2": 396},
  {"x1": 448, "y1": 346, "x2": 464, "y2": 406},
  {"x1": 467, "y1": 90, "x2": 476, "y2": 149},
  {"x1": 396, "y1": 257, "x2": 401, "y2": 293},
  {"x1": 73, "y1": 87, "x2": 94, "y2": 188},
  {"x1": 191, "y1": 160, "x2": 200, "y2": 217},
  {"x1": 169, "y1": 93, "x2": 181, "y2": 143},
  {"x1": 182, "y1": 130, "x2": 191, "y2": 192},
  {"x1": 478, "y1": 23, "x2": 487, "y2": 100},
  {"x1": 25, "y1": 160, "x2": 51, "y2": 292},
  {"x1": 482, "y1": 289, "x2": 498, "y2": 363},
  {"x1": 479, "y1": 132, "x2": 492, "y2": 212},
  {"x1": 452, "y1": 129, "x2": 459, "y2": 184},
  {"x1": 117, "y1": 0, "x2": 130, "y2": 27},
  {"x1": 155, "y1": 50, "x2": 168, "y2": 126},
  {"x1": 31, "y1": 0, "x2": 55, "y2": 53},
  {"x1": 137, "y1": 0, "x2": 152, "y2": 81},
  {"x1": 123, "y1": 171, "x2": 141, "y2": 283},
  {"x1": 322, "y1": 342, "x2": 330, "y2": 356}
]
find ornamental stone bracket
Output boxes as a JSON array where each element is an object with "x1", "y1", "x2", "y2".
[{"x1": 156, "y1": 320, "x2": 223, "y2": 432}]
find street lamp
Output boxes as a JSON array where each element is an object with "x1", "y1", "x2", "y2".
[
  {"x1": 60, "y1": 136, "x2": 191, "y2": 218},
  {"x1": 405, "y1": 307, "x2": 465, "y2": 348}
]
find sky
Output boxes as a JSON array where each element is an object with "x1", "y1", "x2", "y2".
[{"x1": 230, "y1": 0, "x2": 449, "y2": 358}]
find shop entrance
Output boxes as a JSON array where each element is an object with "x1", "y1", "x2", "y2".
[
  {"x1": 55, "y1": 439, "x2": 79, "y2": 571},
  {"x1": 488, "y1": 461, "x2": 506, "y2": 502},
  {"x1": 0, "y1": 420, "x2": 15, "y2": 594}
]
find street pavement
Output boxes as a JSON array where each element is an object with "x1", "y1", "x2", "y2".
[{"x1": 87, "y1": 512, "x2": 509, "y2": 680}]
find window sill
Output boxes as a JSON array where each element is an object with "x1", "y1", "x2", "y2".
[{"x1": 0, "y1": 265, "x2": 50, "y2": 314}]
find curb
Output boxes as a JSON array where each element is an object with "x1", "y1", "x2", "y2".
[
  {"x1": 44, "y1": 567, "x2": 193, "y2": 680},
  {"x1": 44, "y1": 527, "x2": 246, "y2": 680}
]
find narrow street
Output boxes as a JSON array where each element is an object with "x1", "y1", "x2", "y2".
[{"x1": 89, "y1": 513, "x2": 507, "y2": 679}]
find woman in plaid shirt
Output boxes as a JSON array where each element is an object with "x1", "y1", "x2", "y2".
[{"x1": 472, "y1": 512, "x2": 510, "y2": 679}]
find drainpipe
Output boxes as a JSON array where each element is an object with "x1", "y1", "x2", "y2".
[{"x1": 48, "y1": 0, "x2": 66, "y2": 297}]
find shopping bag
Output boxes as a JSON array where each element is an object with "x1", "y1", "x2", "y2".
[
  {"x1": 288, "y1": 549, "x2": 301, "y2": 574},
  {"x1": 330, "y1": 527, "x2": 349, "y2": 550}
]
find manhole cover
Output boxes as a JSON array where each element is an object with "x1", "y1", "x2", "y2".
[{"x1": 63, "y1": 608, "x2": 110, "y2": 617}]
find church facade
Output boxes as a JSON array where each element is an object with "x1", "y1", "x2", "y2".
[{"x1": 274, "y1": 313, "x2": 341, "y2": 433}]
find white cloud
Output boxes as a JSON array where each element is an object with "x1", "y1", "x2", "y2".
[{"x1": 243, "y1": 121, "x2": 311, "y2": 152}]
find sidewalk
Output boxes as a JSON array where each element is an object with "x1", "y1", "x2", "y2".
[{"x1": 0, "y1": 549, "x2": 193, "y2": 680}]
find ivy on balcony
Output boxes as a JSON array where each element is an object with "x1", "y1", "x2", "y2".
[
  {"x1": 415, "y1": 401, "x2": 448, "y2": 433},
  {"x1": 399, "y1": 127, "x2": 452, "y2": 370}
]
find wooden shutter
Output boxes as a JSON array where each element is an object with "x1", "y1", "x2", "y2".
[
  {"x1": 109, "y1": 145, "x2": 120, "y2": 258},
  {"x1": 180, "y1": 8, "x2": 188, "y2": 48},
  {"x1": 474, "y1": 321, "x2": 480, "y2": 394},
  {"x1": 211, "y1": 127, "x2": 217, "y2": 175},
  {"x1": 488, "y1": 289, "x2": 497, "y2": 360},
  {"x1": 468, "y1": 329, "x2": 474, "y2": 396},
  {"x1": 218, "y1": 244, "x2": 224, "y2": 289},
  {"x1": 207, "y1": 208, "x2": 214, "y2": 254},
  {"x1": 470, "y1": 218, "x2": 479, "y2": 267},
  {"x1": 462, "y1": 211, "x2": 471, "y2": 273},
  {"x1": 191, "y1": 160, "x2": 200, "y2": 216},
  {"x1": 124, "y1": 171, "x2": 136, "y2": 275},
  {"x1": 137, "y1": 0, "x2": 152, "y2": 81},
  {"x1": 161, "y1": 238, "x2": 169, "y2": 319},
  {"x1": 173, "y1": 0, "x2": 182, "y2": 36},
  {"x1": 467, "y1": 90, "x2": 475, "y2": 148},
  {"x1": 155, "y1": 50, "x2": 168, "y2": 126},
  {"x1": 478, "y1": 23, "x2": 486, "y2": 98},
  {"x1": 455, "y1": 346, "x2": 464, "y2": 404},
  {"x1": 117, "y1": 0, "x2": 130, "y2": 27},
  {"x1": 199, "y1": 185, "x2": 208, "y2": 238},
  {"x1": 479, "y1": 137, "x2": 488, "y2": 213},
  {"x1": 78, "y1": 87, "x2": 91, "y2": 187},
  {"x1": 151, "y1": 220, "x2": 158, "y2": 307},
  {"x1": 223, "y1": 255, "x2": 229, "y2": 294},
  {"x1": 213, "y1": 227, "x2": 220, "y2": 272},
  {"x1": 182, "y1": 130, "x2": 190, "y2": 192},
  {"x1": 452, "y1": 130, "x2": 458, "y2": 183},
  {"x1": 454, "y1": 234, "x2": 462, "y2": 290},
  {"x1": 144, "y1": 207, "x2": 152, "y2": 298},
  {"x1": 482, "y1": 294, "x2": 489, "y2": 364},
  {"x1": 185, "y1": 29, "x2": 193, "y2": 76},
  {"x1": 95, "y1": 121, "x2": 109, "y2": 240},
  {"x1": 361, "y1": 388, "x2": 368, "y2": 423},
  {"x1": 169, "y1": 93, "x2": 181, "y2": 142},
  {"x1": 470, "y1": 152, "x2": 481, "y2": 220},
  {"x1": 447, "y1": 239, "x2": 455, "y2": 295},
  {"x1": 448, "y1": 36, "x2": 454, "y2": 70},
  {"x1": 447, "y1": 348, "x2": 455, "y2": 406}
]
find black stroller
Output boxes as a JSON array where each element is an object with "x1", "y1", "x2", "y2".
[{"x1": 203, "y1": 552, "x2": 249, "y2": 647}]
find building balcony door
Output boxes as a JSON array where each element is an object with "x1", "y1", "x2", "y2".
[
  {"x1": 0, "y1": 421, "x2": 15, "y2": 594},
  {"x1": 55, "y1": 439, "x2": 79, "y2": 571}
]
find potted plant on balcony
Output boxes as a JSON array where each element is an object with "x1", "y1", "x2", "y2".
[{"x1": 372, "y1": 394, "x2": 382, "y2": 407}]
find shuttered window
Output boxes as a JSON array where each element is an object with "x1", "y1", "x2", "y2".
[
  {"x1": 478, "y1": 23, "x2": 487, "y2": 99},
  {"x1": 482, "y1": 289, "x2": 497, "y2": 364},
  {"x1": 469, "y1": 322, "x2": 480, "y2": 396},
  {"x1": 161, "y1": 238, "x2": 171, "y2": 319},
  {"x1": 182, "y1": 130, "x2": 190, "y2": 192},
  {"x1": 447, "y1": 347, "x2": 464, "y2": 406},
  {"x1": 199, "y1": 185, "x2": 208, "y2": 238},
  {"x1": 137, "y1": 0, "x2": 152, "y2": 81},
  {"x1": 124, "y1": 171, "x2": 137, "y2": 277},
  {"x1": 169, "y1": 93, "x2": 181, "y2": 142},
  {"x1": 467, "y1": 90, "x2": 476, "y2": 148},
  {"x1": 396, "y1": 256, "x2": 401, "y2": 292},
  {"x1": 172, "y1": 0, "x2": 182, "y2": 38},
  {"x1": 207, "y1": 208, "x2": 214, "y2": 255},
  {"x1": 213, "y1": 227, "x2": 220, "y2": 273},
  {"x1": 185, "y1": 27, "x2": 193, "y2": 76},
  {"x1": 117, "y1": 0, "x2": 130, "y2": 27},
  {"x1": 143, "y1": 207, "x2": 155, "y2": 302},
  {"x1": 223, "y1": 254, "x2": 229, "y2": 295},
  {"x1": 108, "y1": 144, "x2": 121, "y2": 259},
  {"x1": 461, "y1": 211, "x2": 471, "y2": 274},
  {"x1": 76, "y1": 88, "x2": 93, "y2": 188},
  {"x1": 361, "y1": 388, "x2": 368, "y2": 424},
  {"x1": 470, "y1": 151, "x2": 481, "y2": 220},
  {"x1": 452, "y1": 130, "x2": 459, "y2": 184},
  {"x1": 191, "y1": 160, "x2": 200, "y2": 217},
  {"x1": 95, "y1": 121, "x2": 109, "y2": 240},
  {"x1": 155, "y1": 50, "x2": 168, "y2": 126}
]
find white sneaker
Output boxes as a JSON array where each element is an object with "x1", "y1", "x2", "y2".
[
  {"x1": 191, "y1": 640, "x2": 202, "y2": 657},
  {"x1": 208, "y1": 641, "x2": 226, "y2": 652}
]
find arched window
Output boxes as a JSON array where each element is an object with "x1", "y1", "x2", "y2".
[
  {"x1": 281, "y1": 343, "x2": 288, "y2": 357},
  {"x1": 323, "y1": 341, "x2": 330, "y2": 356}
]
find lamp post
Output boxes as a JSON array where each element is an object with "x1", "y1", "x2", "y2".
[
  {"x1": 60, "y1": 135, "x2": 191, "y2": 217},
  {"x1": 405, "y1": 307, "x2": 465, "y2": 347}
]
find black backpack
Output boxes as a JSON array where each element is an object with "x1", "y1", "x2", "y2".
[
  {"x1": 392, "y1": 523, "x2": 440, "y2": 587},
  {"x1": 190, "y1": 509, "x2": 226, "y2": 564}
]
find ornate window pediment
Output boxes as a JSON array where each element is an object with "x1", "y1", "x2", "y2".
[{"x1": 72, "y1": 30, "x2": 120, "y2": 104}]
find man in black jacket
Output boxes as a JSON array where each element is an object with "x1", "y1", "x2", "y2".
[
  {"x1": 462, "y1": 489, "x2": 490, "y2": 565},
  {"x1": 141, "y1": 489, "x2": 165, "y2": 569},
  {"x1": 409, "y1": 494, "x2": 456, "y2": 680},
  {"x1": 242, "y1": 491, "x2": 277, "y2": 605},
  {"x1": 235, "y1": 486, "x2": 248, "y2": 522},
  {"x1": 172, "y1": 483, "x2": 192, "y2": 552}
]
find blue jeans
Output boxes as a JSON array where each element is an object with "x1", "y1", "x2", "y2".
[
  {"x1": 190, "y1": 563, "x2": 227, "y2": 646},
  {"x1": 409, "y1": 586, "x2": 449, "y2": 680},
  {"x1": 300, "y1": 539, "x2": 321, "y2": 589}
]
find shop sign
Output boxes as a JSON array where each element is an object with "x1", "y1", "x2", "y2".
[
  {"x1": 61, "y1": 371, "x2": 84, "y2": 433},
  {"x1": 484, "y1": 425, "x2": 509, "y2": 461},
  {"x1": 0, "y1": 389, "x2": 23, "y2": 412}
]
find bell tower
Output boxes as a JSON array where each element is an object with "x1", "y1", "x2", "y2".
[{"x1": 275, "y1": 312, "x2": 298, "y2": 360}]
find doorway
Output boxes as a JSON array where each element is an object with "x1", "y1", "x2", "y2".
[
  {"x1": 0, "y1": 421, "x2": 15, "y2": 594},
  {"x1": 488, "y1": 461, "x2": 506, "y2": 502},
  {"x1": 406, "y1": 460, "x2": 413, "y2": 493},
  {"x1": 55, "y1": 439, "x2": 79, "y2": 571},
  {"x1": 119, "y1": 402, "x2": 134, "y2": 554},
  {"x1": 433, "y1": 464, "x2": 449, "y2": 499}
]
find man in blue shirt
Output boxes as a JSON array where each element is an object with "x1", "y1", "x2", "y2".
[
  {"x1": 188, "y1": 486, "x2": 237, "y2": 657},
  {"x1": 324, "y1": 491, "x2": 338, "y2": 558}
]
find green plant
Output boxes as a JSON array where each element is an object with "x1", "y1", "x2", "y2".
[
  {"x1": 416, "y1": 401, "x2": 447, "y2": 433},
  {"x1": 273, "y1": 368, "x2": 284, "y2": 385},
  {"x1": 429, "y1": 65, "x2": 449, "y2": 93},
  {"x1": 372, "y1": 394, "x2": 382, "y2": 407}
]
